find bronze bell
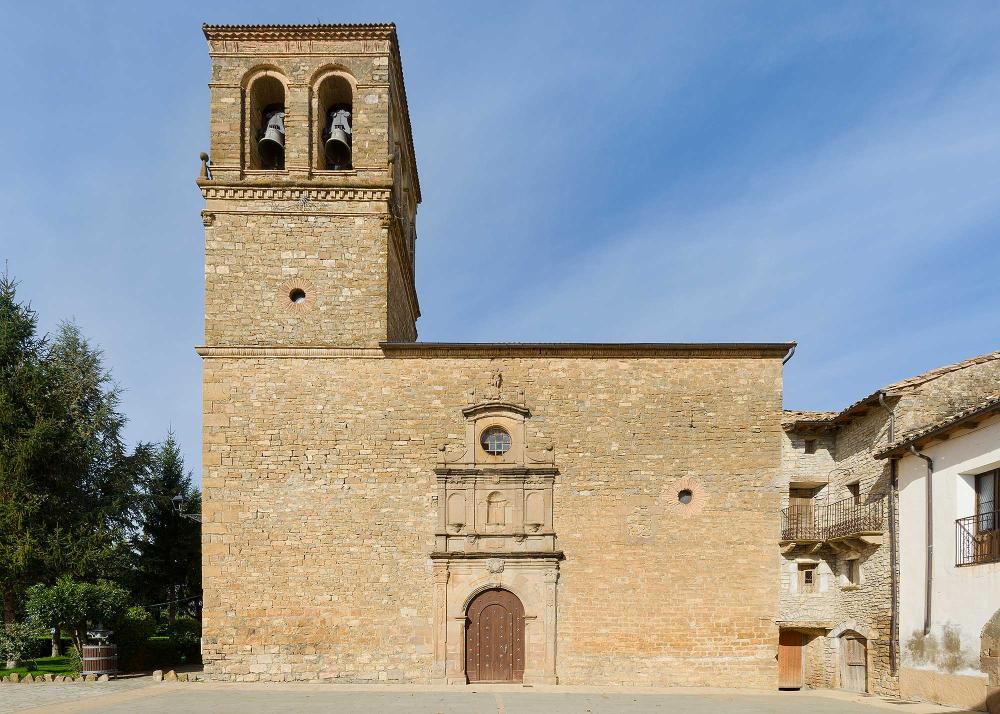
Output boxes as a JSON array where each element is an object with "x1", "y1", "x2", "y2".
[
  {"x1": 258, "y1": 105, "x2": 285, "y2": 169},
  {"x1": 324, "y1": 104, "x2": 352, "y2": 169}
]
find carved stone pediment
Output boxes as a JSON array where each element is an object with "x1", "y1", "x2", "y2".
[{"x1": 433, "y1": 395, "x2": 558, "y2": 556}]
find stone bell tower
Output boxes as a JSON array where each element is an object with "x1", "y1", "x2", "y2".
[{"x1": 199, "y1": 23, "x2": 419, "y2": 348}]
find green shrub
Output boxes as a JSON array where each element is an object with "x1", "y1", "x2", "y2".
[
  {"x1": 0, "y1": 622, "x2": 41, "y2": 665},
  {"x1": 27, "y1": 634, "x2": 73, "y2": 659},
  {"x1": 66, "y1": 646, "x2": 82, "y2": 674},
  {"x1": 168, "y1": 616, "x2": 201, "y2": 664},
  {"x1": 114, "y1": 607, "x2": 156, "y2": 672},
  {"x1": 172, "y1": 616, "x2": 201, "y2": 638}
]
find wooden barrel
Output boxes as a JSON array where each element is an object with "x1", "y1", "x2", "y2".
[{"x1": 81, "y1": 644, "x2": 118, "y2": 676}]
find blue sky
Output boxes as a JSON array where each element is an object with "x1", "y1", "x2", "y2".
[{"x1": 3, "y1": 2, "x2": 1000, "y2": 483}]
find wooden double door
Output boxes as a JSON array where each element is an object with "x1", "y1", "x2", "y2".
[{"x1": 465, "y1": 588, "x2": 525, "y2": 683}]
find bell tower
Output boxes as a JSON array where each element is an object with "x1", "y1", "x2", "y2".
[{"x1": 199, "y1": 23, "x2": 420, "y2": 348}]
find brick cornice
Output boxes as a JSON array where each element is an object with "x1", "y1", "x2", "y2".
[
  {"x1": 199, "y1": 185, "x2": 391, "y2": 202},
  {"x1": 380, "y1": 342, "x2": 796, "y2": 360},
  {"x1": 196, "y1": 342, "x2": 793, "y2": 359},
  {"x1": 203, "y1": 23, "x2": 397, "y2": 42},
  {"x1": 196, "y1": 346, "x2": 384, "y2": 359}
]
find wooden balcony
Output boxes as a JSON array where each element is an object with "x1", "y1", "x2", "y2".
[{"x1": 780, "y1": 497, "x2": 885, "y2": 550}]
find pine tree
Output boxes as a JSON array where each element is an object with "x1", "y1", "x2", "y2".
[
  {"x1": 0, "y1": 272, "x2": 62, "y2": 624},
  {"x1": 45, "y1": 322, "x2": 151, "y2": 582},
  {"x1": 133, "y1": 432, "x2": 201, "y2": 625},
  {"x1": 0, "y1": 273, "x2": 151, "y2": 629}
]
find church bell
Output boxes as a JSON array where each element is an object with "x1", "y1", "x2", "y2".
[
  {"x1": 258, "y1": 105, "x2": 285, "y2": 168},
  {"x1": 324, "y1": 104, "x2": 352, "y2": 169}
]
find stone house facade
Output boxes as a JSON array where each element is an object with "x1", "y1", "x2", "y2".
[
  {"x1": 197, "y1": 23, "x2": 792, "y2": 686},
  {"x1": 778, "y1": 350, "x2": 1000, "y2": 701}
]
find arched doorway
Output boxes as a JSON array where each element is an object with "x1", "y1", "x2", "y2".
[
  {"x1": 839, "y1": 633, "x2": 868, "y2": 693},
  {"x1": 465, "y1": 588, "x2": 525, "y2": 683}
]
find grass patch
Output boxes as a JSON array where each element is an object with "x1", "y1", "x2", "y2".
[{"x1": 0, "y1": 655, "x2": 76, "y2": 677}]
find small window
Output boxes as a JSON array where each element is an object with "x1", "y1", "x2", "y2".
[
  {"x1": 678, "y1": 489, "x2": 693, "y2": 505},
  {"x1": 846, "y1": 559, "x2": 861, "y2": 586},
  {"x1": 847, "y1": 482, "x2": 861, "y2": 505},
  {"x1": 804, "y1": 438, "x2": 817, "y2": 454},
  {"x1": 480, "y1": 426, "x2": 511, "y2": 456},
  {"x1": 798, "y1": 563, "x2": 817, "y2": 593},
  {"x1": 976, "y1": 470, "x2": 998, "y2": 532}
]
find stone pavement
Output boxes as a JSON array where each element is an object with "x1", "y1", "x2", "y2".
[
  {"x1": 0, "y1": 682, "x2": 982, "y2": 714},
  {"x1": 0, "y1": 677, "x2": 152, "y2": 714}
]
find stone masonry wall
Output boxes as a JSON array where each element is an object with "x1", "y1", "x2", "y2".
[
  {"x1": 204, "y1": 210, "x2": 390, "y2": 347},
  {"x1": 778, "y1": 413, "x2": 896, "y2": 696},
  {"x1": 386, "y1": 234, "x2": 417, "y2": 342},
  {"x1": 201, "y1": 353, "x2": 784, "y2": 686},
  {"x1": 894, "y1": 357, "x2": 1000, "y2": 436},
  {"x1": 781, "y1": 430, "x2": 836, "y2": 488}
]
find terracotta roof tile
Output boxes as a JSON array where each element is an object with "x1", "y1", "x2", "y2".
[
  {"x1": 788, "y1": 348, "x2": 1000, "y2": 428},
  {"x1": 782, "y1": 410, "x2": 837, "y2": 429},
  {"x1": 875, "y1": 391, "x2": 1000, "y2": 459}
]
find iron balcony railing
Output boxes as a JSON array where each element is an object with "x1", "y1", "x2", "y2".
[
  {"x1": 956, "y1": 505, "x2": 1000, "y2": 567},
  {"x1": 781, "y1": 496, "x2": 885, "y2": 542}
]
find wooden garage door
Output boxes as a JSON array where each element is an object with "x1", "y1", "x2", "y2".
[
  {"x1": 778, "y1": 630, "x2": 804, "y2": 689},
  {"x1": 465, "y1": 589, "x2": 525, "y2": 683}
]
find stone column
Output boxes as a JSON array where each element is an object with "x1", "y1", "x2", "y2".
[
  {"x1": 543, "y1": 567, "x2": 559, "y2": 684},
  {"x1": 286, "y1": 83, "x2": 311, "y2": 179},
  {"x1": 432, "y1": 564, "x2": 449, "y2": 681},
  {"x1": 446, "y1": 615, "x2": 467, "y2": 684}
]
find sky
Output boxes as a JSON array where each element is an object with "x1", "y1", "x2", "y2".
[{"x1": 3, "y1": 2, "x2": 1000, "y2": 484}]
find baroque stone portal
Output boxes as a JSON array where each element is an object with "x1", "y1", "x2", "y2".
[{"x1": 431, "y1": 391, "x2": 561, "y2": 684}]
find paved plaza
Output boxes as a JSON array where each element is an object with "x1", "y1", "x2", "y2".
[{"x1": 0, "y1": 682, "x2": 980, "y2": 714}]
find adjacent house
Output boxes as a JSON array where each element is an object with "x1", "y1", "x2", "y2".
[
  {"x1": 877, "y1": 393, "x2": 1000, "y2": 711},
  {"x1": 778, "y1": 350, "x2": 1000, "y2": 705}
]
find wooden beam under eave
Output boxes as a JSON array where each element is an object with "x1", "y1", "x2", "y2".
[{"x1": 959, "y1": 421, "x2": 979, "y2": 430}]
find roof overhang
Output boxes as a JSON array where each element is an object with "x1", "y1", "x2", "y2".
[
  {"x1": 875, "y1": 395, "x2": 1000, "y2": 459},
  {"x1": 380, "y1": 341, "x2": 796, "y2": 359}
]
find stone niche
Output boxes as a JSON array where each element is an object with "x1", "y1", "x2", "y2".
[{"x1": 431, "y1": 392, "x2": 562, "y2": 685}]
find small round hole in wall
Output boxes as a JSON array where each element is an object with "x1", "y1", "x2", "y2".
[
  {"x1": 678, "y1": 489, "x2": 693, "y2": 505},
  {"x1": 289, "y1": 288, "x2": 306, "y2": 304}
]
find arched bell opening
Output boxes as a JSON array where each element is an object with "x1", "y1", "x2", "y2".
[
  {"x1": 247, "y1": 74, "x2": 286, "y2": 170},
  {"x1": 315, "y1": 74, "x2": 353, "y2": 170}
]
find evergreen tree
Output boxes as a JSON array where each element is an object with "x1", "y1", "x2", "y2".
[
  {"x1": 0, "y1": 272, "x2": 63, "y2": 624},
  {"x1": 45, "y1": 322, "x2": 152, "y2": 583},
  {"x1": 132, "y1": 432, "x2": 201, "y2": 624},
  {"x1": 0, "y1": 273, "x2": 151, "y2": 625}
]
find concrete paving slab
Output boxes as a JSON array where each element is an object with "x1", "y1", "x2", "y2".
[{"x1": 0, "y1": 681, "x2": 982, "y2": 714}]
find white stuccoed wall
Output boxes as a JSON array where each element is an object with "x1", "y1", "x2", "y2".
[{"x1": 897, "y1": 413, "x2": 1000, "y2": 680}]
